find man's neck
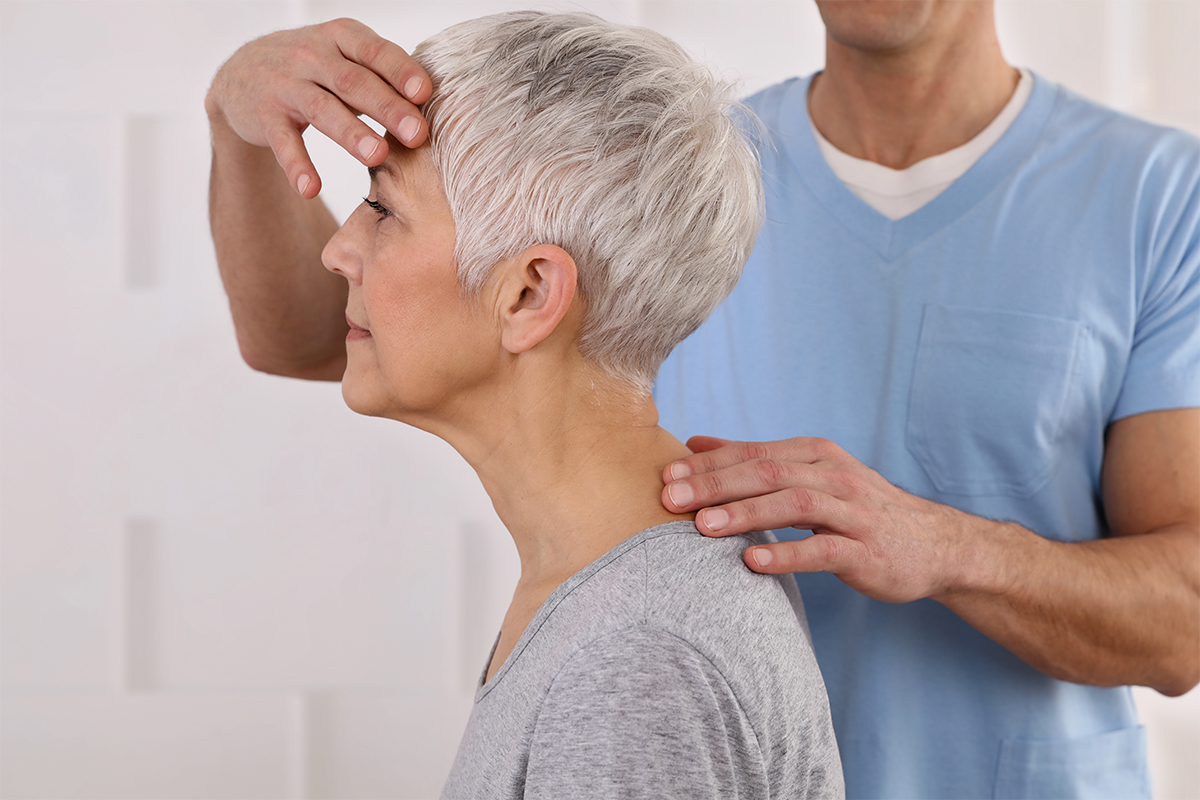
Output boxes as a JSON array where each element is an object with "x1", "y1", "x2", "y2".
[{"x1": 809, "y1": 6, "x2": 1018, "y2": 170}]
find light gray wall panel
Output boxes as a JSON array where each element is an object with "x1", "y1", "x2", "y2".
[
  {"x1": 304, "y1": 689, "x2": 473, "y2": 799},
  {"x1": 0, "y1": 694, "x2": 296, "y2": 799}
]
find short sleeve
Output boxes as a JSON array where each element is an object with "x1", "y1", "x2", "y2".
[
  {"x1": 1112, "y1": 134, "x2": 1200, "y2": 420},
  {"x1": 523, "y1": 625, "x2": 767, "y2": 800}
]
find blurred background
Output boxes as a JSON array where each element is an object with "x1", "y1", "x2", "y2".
[{"x1": 1, "y1": 0, "x2": 1197, "y2": 798}]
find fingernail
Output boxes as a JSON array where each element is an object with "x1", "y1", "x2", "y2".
[
  {"x1": 669, "y1": 461, "x2": 692, "y2": 480},
  {"x1": 398, "y1": 116, "x2": 420, "y2": 143},
  {"x1": 751, "y1": 548, "x2": 774, "y2": 568},
  {"x1": 404, "y1": 76, "x2": 424, "y2": 100},
  {"x1": 357, "y1": 136, "x2": 380, "y2": 161},
  {"x1": 297, "y1": 174, "x2": 310, "y2": 196},
  {"x1": 701, "y1": 508, "x2": 729, "y2": 532},
  {"x1": 667, "y1": 481, "x2": 694, "y2": 508}
]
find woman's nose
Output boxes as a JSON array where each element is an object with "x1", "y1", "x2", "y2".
[{"x1": 322, "y1": 222, "x2": 363, "y2": 283}]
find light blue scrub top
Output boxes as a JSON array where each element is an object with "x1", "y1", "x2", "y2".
[{"x1": 656, "y1": 73, "x2": 1200, "y2": 799}]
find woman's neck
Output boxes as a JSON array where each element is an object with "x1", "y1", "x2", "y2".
[{"x1": 434, "y1": 359, "x2": 695, "y2": 588}]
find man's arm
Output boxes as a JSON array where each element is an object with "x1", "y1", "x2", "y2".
[
  {"x1": 206, "y1": 19, "x2": 431, "y2": 378},
  {"x1": 661, "y1": 408, "x2": 1200, "y2": 697},
  {"x1": 208, "y1": 112, "x2": 346, "y2": 378}
]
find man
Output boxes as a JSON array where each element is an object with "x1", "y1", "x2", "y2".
[{"x1": 206, "y1": 2, "x2": 1198, "y2": 797}]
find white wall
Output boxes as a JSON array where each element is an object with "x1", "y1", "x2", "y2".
[{"x1": 1, "y1": 1, "x2": 1197, "y2": 798}]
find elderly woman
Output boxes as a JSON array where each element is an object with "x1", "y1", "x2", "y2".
[{"x1": 319, "y1": 11, "x2": 841, "y2": 799}]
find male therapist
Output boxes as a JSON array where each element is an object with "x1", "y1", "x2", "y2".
[{"x1": 206, "y1": 1, "x2": 1199, "y2": 797}]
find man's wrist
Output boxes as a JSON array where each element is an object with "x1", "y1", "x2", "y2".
[
  {"x1": 205, "y1": 90, "x2": 272, "y2": 156},
  {"x1": 931, "y1": 508, "x2": 1041, "y2": 603}
]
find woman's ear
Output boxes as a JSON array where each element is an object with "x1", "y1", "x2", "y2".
[{"x1": 496, "y1": 244, "x2": 578, "y2": 355}]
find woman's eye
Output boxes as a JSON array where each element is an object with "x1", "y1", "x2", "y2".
[{"x1": 362, "y1": 197, "x2": 391, "y2": 219}]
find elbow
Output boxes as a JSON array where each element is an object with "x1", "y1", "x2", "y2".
[
  {"x1": 1152, "y1": 653, "x2": 1200, "y2": 698},
  {"x1": 236, "y1": 337, "x2": 345, "y2": 381},
  {"x1": 237, "y1": 340, "x2": 282, "y2": 376},
  {"x1": 237, "y1": 338, "x2": 291, "y2": 377},
  {"x1": 1145, "y1": 611, "x2": 1199, "y2": 697},
  {"x1": 1152, "y1": 676, "x2": 1198, "y2": 699},
  {"x1": 1151, "y1": 524, "x2": 1200, "y2": 697}
]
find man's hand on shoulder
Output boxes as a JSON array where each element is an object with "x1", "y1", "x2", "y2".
[
  {"x1": 661, "y1": 435, "x2": 987, "y2": 604},
  {"x1": 205, "y1": 18, "x2": 432, "y2": 199},
  {"x1": 662, "y1": 422, "x2": 1200, "y2": 694}
]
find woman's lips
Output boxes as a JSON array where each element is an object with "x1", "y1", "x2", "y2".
[{"x1": 346, "y1": 314, "x2": 371, "y2": 341}]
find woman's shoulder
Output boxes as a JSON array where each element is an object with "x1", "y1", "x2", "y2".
[
  {"x1": 540, "y1": 522, "x2": 842, "y2": 797},
  {"x1": 629, "y1": 524, "x2": 815, "y2": 658},
  {"x1": 543, "y1": 520, "x2": 823, "y2": 694},
  {"x1": 568, "y1": 522, "x2": 824, "y2": 697},
  {"x1": 626, "y1": 523, "x2": 805, "y2": 624}
]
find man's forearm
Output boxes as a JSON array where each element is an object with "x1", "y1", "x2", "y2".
[
  {"x1": 208, "y1": 105, "x2": 348, "y2": 380},
  {"x1": 935, "y1": 514, "x2": 1199, "y2": 696},
  {"x1": 661, "y1": 421, "x2": 1200, "y2": 696}
]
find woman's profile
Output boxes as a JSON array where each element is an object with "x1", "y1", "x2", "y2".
[{"x1": 319, "y1": 11, "x2": 842, "y2": 798}]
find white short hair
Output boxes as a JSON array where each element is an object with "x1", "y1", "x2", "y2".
[{"x1": 413, "y1": 11, "x2": 763, "y2": 391}]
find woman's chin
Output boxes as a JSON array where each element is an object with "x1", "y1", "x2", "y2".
[
  {"x1": 340, "y1": 379, "x2": 387, "y2": 418},
  {"x1": 341, "y1": 380, "x2": 429, "y2": 426}
]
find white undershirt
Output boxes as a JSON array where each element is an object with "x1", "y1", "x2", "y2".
[{"x1": 810, "y1": 69, "x2": 1033, "y2": 220}]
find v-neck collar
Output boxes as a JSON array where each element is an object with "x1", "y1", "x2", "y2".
[
  {"x1": 473, "y1": 520, "x2": 700, "y2": 701},
  {"x1": 774, "y1": 71, "x2": 1059, "y2": 262}
]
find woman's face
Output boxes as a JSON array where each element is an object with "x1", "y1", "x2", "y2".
[{"x1": 322, "y1": 142, "x2": 499, "y2": 424}]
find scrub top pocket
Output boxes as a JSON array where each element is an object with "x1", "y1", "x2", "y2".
[
  {"x1": 906, "y1": 304, "x2": 1086, "y2": 497},
  {"x1": 993, "y1": 726, "x2": 1150, "y2": 799}
]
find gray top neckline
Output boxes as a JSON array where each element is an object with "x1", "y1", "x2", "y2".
[{"x1": 475, "y1": 520, "x2": 704, "y2": 701}]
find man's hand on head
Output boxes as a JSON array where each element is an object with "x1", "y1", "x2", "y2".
[
  {"x1": 661, "y1": 435, "x2": 983, "y2": 604},
  {"x1": 205, "y1": 18, "x2": 432, "y2": 199}
]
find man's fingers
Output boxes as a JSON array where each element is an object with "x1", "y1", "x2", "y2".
[
  {"x1": 288, "y1": 81, "x2": 395, "y2": 169},
  {"x1": 292, "y1": 64, "x2": 423, "y2": 156},
  {"x1": 340, "y1": 22, "x2": 432, "y2": 105},
  {"x1": 686, "y1": 435, "x2": 732, "y2": 454},
  {"x1": 680, "y1": 485, "x2": 850, "y2": 539},
  {"x1": 661, "y1": 435, "x2": 729, "y2": 484},
  {"x1": 265, "y1": 123, "x2": 322, "y2": 198},
  {"x1": 321, "y1": 19, "x2": 431, "y2": 147},
  {"x1": 208, "y1": 20, "x2": 433, "y2": 193},
  {"x1": 664, "y1": 456, "x2": 843, "y2": 517},
  {"x1": 743, "y1": 534, "x2": 857, "y2": 576},
  {"x1": 672, "y1": 438, "x2": 777, "y2": 480},
  {"x1": 328, "y1": 18, "x2": 432, "y2": 102},
  {"x1": 668, "y1": 436, "x2": 845, "y2": 484},
  {"x1": 323, "y1": 63, "x2": 428, "y2": 146}
]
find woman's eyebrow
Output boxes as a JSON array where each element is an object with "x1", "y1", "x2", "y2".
[{"x1": 367, "y1": 162, "x2": 396, "y2": 182}]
